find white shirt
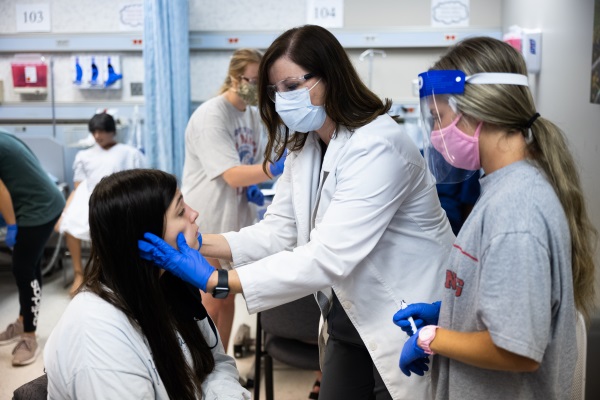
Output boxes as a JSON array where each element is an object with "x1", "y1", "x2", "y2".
[
  {"x1": 61, "y1": 143, "x2": 146, "y2": 240},
  {"x1": 223, "y1": 114, "x2": 455, "y2": 399},
  {"x1": 73, "y1": 143, "x2": 146, "y2": 190},
  {"x1": 44, "y1": 291, "x2": 250, "y2": 400}
]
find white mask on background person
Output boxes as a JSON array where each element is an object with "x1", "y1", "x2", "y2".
[{"x1": 275, "y1": 79, "x2": 326, "y2": 133}]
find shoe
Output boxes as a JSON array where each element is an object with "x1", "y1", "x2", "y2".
[
  {"x1": 0, "y1": 319, "x2": 24, "y2": 345},
  {"x1": 309, "y1": 379, "x2": 320, "y2": 399},
  {"x1": 12, "y1": 335, "x2": 40, "y2": 366},
  {"x1": 233, "y1": 323, "x2": 252, "y2": 358},
  {"x1": 243, "y1": 363, "x2": 255, "y2": 389}
]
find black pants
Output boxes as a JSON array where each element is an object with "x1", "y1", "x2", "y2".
[
  {"x1": 319, "y1": 337, "x2": 393, "y2": 400},
  {"x1": 12, "y1": 215, "x2": 59, "y2": 332}
]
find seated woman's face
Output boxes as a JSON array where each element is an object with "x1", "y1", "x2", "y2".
[{"x1": 164, "y1": 189, "x2": 200, "y2": 251}]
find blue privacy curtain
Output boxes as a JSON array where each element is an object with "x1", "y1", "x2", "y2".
[{"x1": 143, "y1": 0, "x2": 189, "y2": 178}]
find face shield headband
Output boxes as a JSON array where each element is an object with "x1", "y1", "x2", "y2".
[{"x1": 418, "y1": 70, "x2": 529, "y2": 184}]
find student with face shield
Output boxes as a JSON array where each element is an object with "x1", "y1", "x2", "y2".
[
  {"x1": 181, "y1": 48, "x2": 286, "y2": 351},
  {"x1": 393, "y1": 37, "x2": 597, "y2": 399},
  {"x1": 140, "y1": 25, "x2": 455, "y2": 399}
]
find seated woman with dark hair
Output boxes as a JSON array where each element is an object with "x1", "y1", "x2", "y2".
[{"x1": 44, "y1": 169, "x2": 250, "y2": 400}]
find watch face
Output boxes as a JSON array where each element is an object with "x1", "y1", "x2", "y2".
[
  {"x1": 213, "y1": 289, "x2": 229, "y2": 299},
  {"x1": 420, "y1": 326, "x2": 435, "y2": 340}
]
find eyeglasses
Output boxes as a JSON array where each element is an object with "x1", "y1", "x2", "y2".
[
  {"x1": 266, "y1": 73, "x2": 316, "y2": 102},
  {"x1": 240, "y1": 76, "x2": 258, "y2": 85}
]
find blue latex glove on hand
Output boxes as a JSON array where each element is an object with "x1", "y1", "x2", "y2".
[
  {"x1": 246, "y1": 185, "x2": 264, "y2": 206},
  {"x1": 393, "y1": 301, "x2": 441, "y2": 337},
  {"x1": 138, "y1": 232, "x2": 215, "y2": 292},
  {"x1": 269, "y1": 149, "x2": 287, "y2": 177},
  {"x1": 400, "y1": 327, "x2": 430, "y2": 377},
  {"x1": 5, "y1": 224, "x2": 17, "y2": 248}
]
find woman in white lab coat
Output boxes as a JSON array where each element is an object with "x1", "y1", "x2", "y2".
[{"x1": 139, "y1": 25, "x2": 454, "y2": 400}]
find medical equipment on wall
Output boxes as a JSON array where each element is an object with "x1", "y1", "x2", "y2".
[
  {"x1": 128, "y1": 105, "x2": 144, "y2": 151},
  {"x1": 71, "y1": 55, "x2": 123, "y2": 89},
  {"x1": 503, "y1": 26, "x2": 542, "y2": 74},
  {"x1": 359, "y1": 49, "x2": 386, "y2": 89},
  {"x1": 11, "y1": 54, "x2": 48, "y2": 94}
]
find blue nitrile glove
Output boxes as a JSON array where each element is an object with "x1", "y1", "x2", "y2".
[
  {"x1": 138, "y1": 232, "x2": 215, "y2": 292},
  {"x1": 269, "y1": 149, "x2": 287, "y2": 177},
  {"x1": 5, "y1": 224, "x2": 17, "y2": 248},
  {"x1": 400, "y1": 327, "x2": 430, "y2": 377},
  {"x1": 393, "y1": 301, "x2": 441, "y2": 337},
  {"x1": 246, "y1": 185, "x2": 264, "y2": 206}
]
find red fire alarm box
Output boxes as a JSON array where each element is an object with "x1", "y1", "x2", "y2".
[{"x1": 11, "y1": 54, "x2": 48, "y2": 94}]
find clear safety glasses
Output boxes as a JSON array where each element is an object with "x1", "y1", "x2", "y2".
[
  {"x1": 266, "y1": 73, "x2": 316, "y2": 102},
  {"x1": 240, "y1": 76, "x2": 258, "y2": 85}
]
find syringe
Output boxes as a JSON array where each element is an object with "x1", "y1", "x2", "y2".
[{"x1": 400, "y1": 300, "x2": 418, "y2": 335}]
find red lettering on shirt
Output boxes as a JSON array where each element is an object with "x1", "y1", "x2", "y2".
[
  {"x1": 445, "y1": 269, "x2": 464, "y2": 297},
  {"x1": 453, "y1": 244, "x2": 478, "y2": 262}
]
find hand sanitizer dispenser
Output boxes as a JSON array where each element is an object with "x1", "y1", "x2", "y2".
[
  {"x1": 522, "y1": 30, "x2": 542, "y2": 74},
  {"x1": 503, "y1": 26, "x2": 542, "y2": 74}
]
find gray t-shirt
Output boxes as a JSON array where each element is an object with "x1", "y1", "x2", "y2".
[
  {"x1": 433, "y1": 160, "x2": 576, "y2": 400},
  {"x1": 181, "y1": 95, "x2": 264, "y2": 233}
]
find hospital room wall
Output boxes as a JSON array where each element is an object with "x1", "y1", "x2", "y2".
[
  {"x1": 0, "y1": 0, "x2": 145, "y2": 103},
  {"x1": 0, "y1": 0, "x2": 501, "y2": 104},
  {"x1": 0, "y1": 0, "x2": 500, "y2": 187},
  {"x1": 503, "y1": 0, "x2": 600, "y2": 308},
  {"x1": 189, "y1": 0, "x2": 501, "y2": 102}
]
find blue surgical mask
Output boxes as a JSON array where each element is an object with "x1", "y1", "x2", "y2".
[{"x1": 275, "y1": 79, "x2": 326, "y2": 133}]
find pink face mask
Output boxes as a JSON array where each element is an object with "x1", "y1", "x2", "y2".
[{"x1": 430, "y1": 115, "x2": 483, "y2": 171}]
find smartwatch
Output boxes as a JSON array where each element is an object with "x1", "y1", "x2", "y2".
[
  {"x1": 212, "y1": 269, "x2": 230, "y2": 299},
  {"x1": 418, "y1": 325, "x2": 439, "y2": 355}
]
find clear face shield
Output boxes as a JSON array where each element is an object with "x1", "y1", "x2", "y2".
[{"x1": 418, "y1": 70, "x2": 529, "y2": 184}]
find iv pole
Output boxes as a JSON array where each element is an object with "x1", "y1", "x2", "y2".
[{"x1": 359, "y1": 49, "x2": 387, "y2": 89}]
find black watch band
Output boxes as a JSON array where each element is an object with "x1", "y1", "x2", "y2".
[{"x1": 212, "y1": 269, "x2": 230, "y2": 299}]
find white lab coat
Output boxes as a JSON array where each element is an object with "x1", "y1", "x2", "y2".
[{"x1": 223, "y1": 114, "x2": 454, "y2": 399}]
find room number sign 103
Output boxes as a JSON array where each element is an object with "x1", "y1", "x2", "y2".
[{"x1": 16, "y1": 4, "x2": 51, "y2": 32}]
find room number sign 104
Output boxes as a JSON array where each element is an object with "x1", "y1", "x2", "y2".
[
  {"x1": 313, "y1": 7, "x2": 337, "y2": 19},
  {"x1": 307, "y1": 0, "x2": 343, "y2": 28}
]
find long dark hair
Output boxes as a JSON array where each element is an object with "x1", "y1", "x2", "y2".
[
  {"x1": 433, "y1": 37, "x2": 597, "y2": 320},
  {"x1": 258, "y1": 24, "x2": 393, "y2": 171},
  {"x1": 81, "y1": 169, "x2": 215, "y2": 399}
]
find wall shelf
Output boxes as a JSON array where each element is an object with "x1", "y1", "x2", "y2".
[
  {"x1": 189, "y1": 28, "x2": 502, "y2": 50},
  {"x1": 0, "y1": 33, "x2": 144, "y2": 53},
  {"x1": 0, "y1": 102, "x2": 144, "y2": 121},
  {"x1": 0, "y1": 28, "x2": 502, "y2": 53},
  {"x1": 14, "y1": 87, "x2": 47, "y2": 95}
]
